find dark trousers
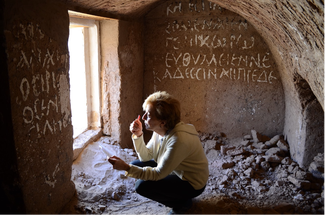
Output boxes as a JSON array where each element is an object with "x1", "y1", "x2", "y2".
[{"x1": 130, "y1": 159, "x2": 205, "y2": 209}]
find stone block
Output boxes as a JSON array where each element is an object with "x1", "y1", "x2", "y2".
[
  {"x1": 251, "y1": 130, "x2": 270, "y2": 143},
  {"x1": 265, "y1": 135, "x2": 280, "y2": 147},
  {"x1": 260, "y1": 161, "x2": 270, "y2": 170},
  {"x1": 264, "y1": 154, "x2": 284, "y2": 163},
  {"x1": 314, "y1": 153, "x2": 324, "y2": 163},
  {"x1": 243, "y1": 134, "x2": 252, "y2": 140},
  {"x1": 311, "y1": 160, "x2": 324, "y2": 172},
  {"x1": 255, "y1": 155, "x2": 265, "y2": 164},
  {"x1": 277, "y1": 139, "x2": 289, "y2": 152},
  {"x1": 204, "y1": 140, "x2": 218, "y2": 154},
  {"x1": 294, "y1": 170, "x2": 313, "y2": 180},
  {"x1": 252, "y1": 142, "x2": 267, "y2": 149},
  {"x1": 265, "y1": 147, "x2": 285, "y2": 157},
  {"x1": 288, "y1": 175, "x2": 311, "y2": 190},
  {"x1": 227, "y1": 147, "x2": 245, "y2": 156},
  {"x1": 220, "y1": 145, "x2": 235, "y2": 155},
  {"x1": 244, "y1": 168, "x2": 254, "y2": 177},
  {"x1": 288, "y1": 163, "x2": 298, "y2": 173},
  {"x1": 281, "y1": 157, "x2": 292, "y2": 165},
  {"x1": 241, "y1": 140, "x2": 251, "y2": 146},
  {"x1": 221, "y1": 161, "x2": 235, "y2": 169}
]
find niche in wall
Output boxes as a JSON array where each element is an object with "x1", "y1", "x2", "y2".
[{"x1": 143, "y1": 0, "x2": 285, "y2": 139}]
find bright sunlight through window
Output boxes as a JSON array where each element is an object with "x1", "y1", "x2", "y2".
[
  {"x1": 68, "y1": 27, "x2": 88, "y2": 138},
  {"x1": 68, "y1": 15, "x2": 101, "y2": 139}
]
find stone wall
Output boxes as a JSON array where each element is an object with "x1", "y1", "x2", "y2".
[
  {"x1": 101, "y1": 19, "x2": 144, "y2": 148},
  {"x1": 119, "y1": 20, "x2": 144, "y2": 148},
  {"x1": 210, "y1": 0, "x2": 324, "y2": 169},
  {"x1": 144, "y1": 0, "x2": 285, "y2": 139},
  {"x1": 2, "y1": 0, "x2": 75, "y2": 213}
]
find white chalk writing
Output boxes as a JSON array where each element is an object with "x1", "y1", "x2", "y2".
[
  {"x1": 167, "y1": 1, "x2": 223, "y2": 16},
  {"x1": 12, "y1": 22, "x2": 70, "y2": 138},
  {"x1": 161, "y1": 67, "x2": 276, "y2": 83},
  {"x1": 165, "y1": 19, "x2": 247, "y2": 34},
  {"x1": 166, "y1": 35, "x2": 254, "y2": 49},
  {"x1": 165, "y1": 52, "x2": 271, "y2": 68}
]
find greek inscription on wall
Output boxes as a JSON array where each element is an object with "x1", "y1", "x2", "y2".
[
  {"x1": 11, "y1": 23, "x2": 70, "y2": 138},
  {"x1": 151, "y1": 1, "x2": 277, "y2": 90}
]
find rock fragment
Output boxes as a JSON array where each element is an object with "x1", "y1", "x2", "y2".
[
  {"x1": 227, "y1": 147, "x2": 245, "y2": 156},
  {"x1": 265, "y1": 135, "x2": 280, "y2": 147},
  {"x1": 203, "y1": 140, "x2": 217, "y2": 154},
  {"x1": 220, "y1": 145, "x2": 235, "y2": 155},
  {"x1": 251, "y1": 130, "x2": 270, "y2": 143},
  {"x1": 277, "y1": 139, "x2": 289, "y2": 152},
  {"x1": 288, "y1": 175, "x2": 311, "y2": 190},
  {"x1": 308, "y1": 153, "x2": 324, "y2": 179},
  {"x1": 221, "y1": 161, "x2": 235, "y2": 169}
]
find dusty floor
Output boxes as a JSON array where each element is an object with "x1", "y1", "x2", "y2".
[{"x1": 61, "y1": 132, "x2": 324, "y2": 214}]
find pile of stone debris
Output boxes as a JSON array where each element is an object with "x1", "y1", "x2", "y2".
[{"x1": 199, "y1": 130, "x2": 324, "y2": 214}]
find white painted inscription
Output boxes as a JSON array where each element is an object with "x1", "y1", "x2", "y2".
[
  {"x1": 13, "y1": 22, "x2": 70, "y2": 138},
  {"x1": 152, "y1": 0, "x2": 277, "y2": 89}
]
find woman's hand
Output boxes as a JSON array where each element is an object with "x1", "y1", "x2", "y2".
[
  {"x1": 129, "y1": 115, "x2": 143, "y2": 137},
  {"x1": 108, "y1": 156, "x2": 130, "y2": 171}
]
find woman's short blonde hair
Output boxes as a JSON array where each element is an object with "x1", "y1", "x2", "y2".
[{"x1": 143, "y1": 91, "x2": 180, "y2": 130}]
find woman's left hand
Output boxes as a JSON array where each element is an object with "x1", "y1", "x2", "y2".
[{"x1": 108, "y1": 156, "x2": 130, "y2": 171}]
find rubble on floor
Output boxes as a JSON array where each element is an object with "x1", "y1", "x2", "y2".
[
  {"x1": 61, "y1": 130, "x2": 324, "y2": 214},
  {"x1": 200, "y1": 130, "x2": 324, "y2": 214}
]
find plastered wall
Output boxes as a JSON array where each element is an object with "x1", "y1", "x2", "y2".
[
  {"x1": 3, "y1": 0, "x2": 75, "y2": 213},
  {"x1": 209, "y1": 0, "x2": 324, "y2": 169},
  {"x1": 144, "y1": 0, "x2": 285, "y2": 139},
  {"x1": 101, "y1": 19, "x2": 144, "y2": 148}
]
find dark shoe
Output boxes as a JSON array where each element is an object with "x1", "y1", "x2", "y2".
[{"x1": 168, "y1": 199, "x2": 192, "y2": 214}]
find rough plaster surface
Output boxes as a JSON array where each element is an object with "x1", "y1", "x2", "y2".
[
  {"x1": 119, "y1": 20, "x2": 144, "y2": 148},
  {"x1": 209, "y1": 0, "x2": 324, "y2": 168},
  {"x1": 100, "y1": 19, "x2": 120, "y2": 140},
  {"x1": 144, "y1": 0, "x2": 285, "y2": 139},
  {"x1": 101, "y1": 19, "x2": 144, "y2": 148},
  {"x1": 4, "y1": 0, "x2": 75, "y2": 213}
]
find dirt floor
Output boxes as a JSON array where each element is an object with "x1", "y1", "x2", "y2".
[{"x1": 61, "y1": 132, "x2": 324, "y2": 214}]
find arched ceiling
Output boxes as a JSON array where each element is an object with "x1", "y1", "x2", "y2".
[{"x1": 63, "y1": 0, "x2": 164, "y2": 20}]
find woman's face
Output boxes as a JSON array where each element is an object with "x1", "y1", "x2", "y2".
[{"x1": 142, "y1": 103, "x2": 163, "y2": 132}]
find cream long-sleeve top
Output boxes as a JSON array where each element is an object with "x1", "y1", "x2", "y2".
[{"x1": 126, "y1": 122, "x2": 209, "y2": 190}]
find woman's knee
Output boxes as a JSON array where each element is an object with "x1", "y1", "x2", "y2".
[
  {"x1": 130, "y1": 159, "x2": 157, "y2": 168},
  {"x1": 135, "y1": 179, "x2": 147, "y2": 195},
  {"x1": 130, "y1": 159, "x2": 141, "y2": 166}
]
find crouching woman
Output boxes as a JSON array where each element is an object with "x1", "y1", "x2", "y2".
[{"x1": 108, "y1": 91, "x2": 209, "y2": 214}]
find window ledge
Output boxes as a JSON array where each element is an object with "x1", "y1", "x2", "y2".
[{"x1": 73, "y1": 128, "x2": 102, "y2": 161}]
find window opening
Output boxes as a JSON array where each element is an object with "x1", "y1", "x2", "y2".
[
  {"x1": 68, "y1": 15, "x2": 101, "y2": 139},
  {"x1": 69, "y1": 27, "x2": 88, "y2": 138}
]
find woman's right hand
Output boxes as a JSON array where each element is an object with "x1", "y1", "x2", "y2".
[{"x1": 129, "y1": 115, "x2": 143, "y2": 137}]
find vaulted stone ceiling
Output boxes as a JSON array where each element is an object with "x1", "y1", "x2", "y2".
[{"x1": 64, "y1": 0, "x2": 163, "y2": 19}]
